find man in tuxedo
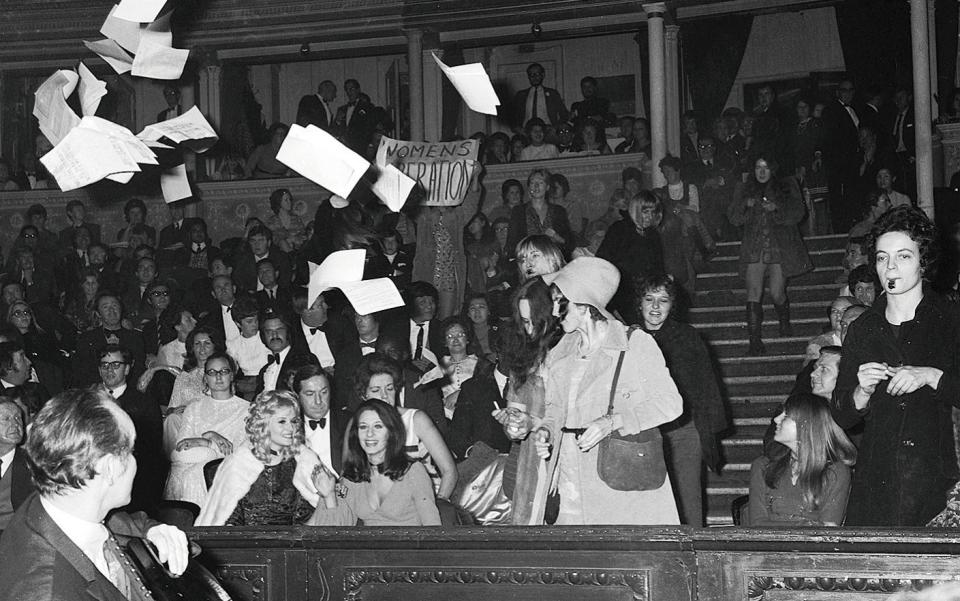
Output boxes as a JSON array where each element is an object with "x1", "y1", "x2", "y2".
[
  {"x1": 513, "y1": 63, "x2": 568, "y2": 130},
  {"x1": 256, "y1": 312, "x2": 317, "y2": 394},
  {"x1": 97, "y1": 345, "x2": 165, "y2": 514},
  {"x1": 334, "y1": 79, "x2": 375, "y2": 154},
  {"x1": 448, "y1": 360, "x2": 512, "y2": 460},
  {"x1": 253, "y1": 258, "x2": 293, "y2": 318},
  {"x1": 331, "y1": 309, "x2": 382, "y2": 413},
  {"x1": 73, "y1": 293, "x2": 146, "y2": 387},
  {"x1": 157, "y1": 84, "x2": 182, "y2": 122},
  {"x1": 890, "y1": 87, "x2": 916, "y2": 198},
  {"x1": 205, "y1": 275, "x2": 241, "y2": 343},
  {"x1": 58, "y1": 200, "x2": 101, "y2": 252},
  {"x1": 0, "y1": 387, "x2": 189, "y2": 600},
  {"x1": 822, "y1": 78, "x2": 863, "y2": 232},
  {"x1": 0, "y1": 398, "x2": 32, "y2": 530},
  {"x1": 296, "y1": 80, "x2": 337, "y2": 131},
  {"x1": 291, "y1": 291, "x2": 338, "y2": 371},
  {"x1": 157, "y1": 202, "x2": 196, "y2": 251},
  {"x1": 296, "y1": 365, "x2": 344, "y2": 474},
  {"x1": 232, "y1": 226, "x2": 292, "y2": 293}
]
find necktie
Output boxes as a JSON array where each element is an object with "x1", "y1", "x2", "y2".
[
  {"x1": 414, "y1": 324, "x2": 425, "y2": 360},
  {"x1": 102, "y1": 536, "x2": 132, "y2": 598},
  {"x1": 531, "y1": 87, "x2": 540, "y2": 120},
  {"x1": 308, "y1": 418, "x2": 326, "y2": 430},
  {"x1": 193, "y1": 243, "x2": 205, "y2": 253},
  {"x1": 269, "y1": 353, "x2": 282, "y2": 365},
  {"x1": 269, "y1": 289, "x2": 275, "y2": 301},
  {"x1": 224, "y1": 305, "x2": 232, "y2": 314}
]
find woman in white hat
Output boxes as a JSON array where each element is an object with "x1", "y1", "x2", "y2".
[{"x1": 532, "y1": 257, "x2": 684, "y2": 524}]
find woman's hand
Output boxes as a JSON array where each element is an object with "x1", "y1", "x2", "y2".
[
  {"x1": 202, "y1": 431, "x2": 233, "y2": 455},
  {"x1": 493, "y1": 408, "x2": 531, "y2": 440},
  {"x1": 534, "y1": 428, "x2": 552, "y2": 460},
  {"x1": 577, "y1": 415, "x2": 614, "y2": 452},
  {"x1": 312, "y1": 464, "x2": 337, "y2": 499},
  {"x1": 175, "y1": 437, "x2": 211, "y2": 452},
  {"x1": 164, "y1": 405, "x2": 187, "y2": 418},
  {"x1": 856, "y1": 362, "x2": 892, "y2": 396},
  {"x1": 886, "y1": 365, "x2": 943, "y2": 396}
]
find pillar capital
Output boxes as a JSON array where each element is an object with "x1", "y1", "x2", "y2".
[
  {"x1": 665, "y1": 24, "x2": 680, "y2": 40},
  {"x1": 642, "y1": 2, "x2": 667, "y2": 17}
]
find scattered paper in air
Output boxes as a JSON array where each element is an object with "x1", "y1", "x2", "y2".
[
  {"x1": 77, "y1": 63, "x2": 108, "y2": 117},
  {"x1": 131, "y1": 38, "x2": 189, "y2": 80},
  {"x1": 138, "y1": 106, "x2": 218, "y2": 153},
  {"x1": 33, "y1": 70, "x2": 81, "y2": 147},
  {"x1": 81, "y1": 116, "x2": 158, "y2": 166},
  {"x1": 337, "y1": 278, "x2": 404, "y2": 315},
  {"x1": 160, "y1": 164, "x2": 191, "y2": 203},
  {"x1": 307, "y1": 250, "x2": 366, "y2": 306},
  {"x1": 141, "y1": 11, "x2": 174, "y2": 48},
  {"x1": 84, "y1": 39, "x2": 134, "y2": 74},
  {"x1": 100, "y1": 5, "x2": 142, "y2": 53},
  {"x1": 277, "y1": 124, "x2": 370, "y2": 198},
  {"x1": 113, "y1": 0, "x2": 168, "y2": 23},
  {"x1": 432, "y1": 53, "x2": 500, "y2": 116},
  {"x1": 41, "y1": 126, "x2": 141, "y2": 191},
  {"x1": 371, "y1": 163, "x2": 416, "y2": 212}
]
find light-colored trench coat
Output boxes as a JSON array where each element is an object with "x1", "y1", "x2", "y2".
[{"x1": 538, "y1": 322, "x2": 683, "y2": 525}]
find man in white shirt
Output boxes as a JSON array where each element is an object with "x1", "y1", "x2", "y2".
[
  {"x1": 0, "y1": 388, "x2": 188, "y2": 599},
  {"x1": 296, "y1": 365, "x2": 343, "y2": 474},
  {"x1": 226, "y1": 297, "x2": 271, "y2": 400},
  {"x1": 256, "y1": 312, "x2": 318, "y2": 395},
  {"x1": 298, "y1": 292, "x2": 336, "y2": 370},
  {"x1": 0, "y1": 399, "x2": 29, "y2": 530}
]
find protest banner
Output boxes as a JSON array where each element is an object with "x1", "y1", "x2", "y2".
[{"x1": 375, "y1": 136, "x2": 479, "y2": 206}]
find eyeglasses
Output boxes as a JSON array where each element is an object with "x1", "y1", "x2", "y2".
[
  {"x1": 698, "y1": 143, "x2": 715, "y2": 149},
  {"x1": 22, "y1": 234, "x2": 36, "y2": 239},
  {"x1": 446, "y1": 332, "x2": 467, "y2": 340},
  {"x1": 150, "y1": 290, "x2": 170, "y2": 297},
  {"x1": 99, "y1": 361, "x2": 129, "y2": 370},
  {"x1": 205, "y1": 368, "x2": 233, "y2": 377},
  {"x1": 11, "y1": 310, "x2": 31, "y2": 318}
]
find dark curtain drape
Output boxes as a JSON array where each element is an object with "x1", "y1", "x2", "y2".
[
  {"x1": 681, "y1": 14, "x2": 754, "y2": 119},
  {"x1": 836, "y1": 0, "x2": 911, "y2": 91}
]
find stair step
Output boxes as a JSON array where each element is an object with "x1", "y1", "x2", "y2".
[
  {"x1": 716, "y1": 354, "x2": 806, "y2": 378},
  {"x1": 699, "y1": 247, "x2": 844, "y2": 274},
  {"x1": 713, "y1": 234, "x2": 848, "y2": 255},
  {"x1": 694, "y1": 283, "x2": 842, "y2": 307},
  {"x1": 695, "y1": 318, "x2": 826, "y2": 341},
  {"x1": 697, "y1": 267, "x2": 845, "y2": 289}
]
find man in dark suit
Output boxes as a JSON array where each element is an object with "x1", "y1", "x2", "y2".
[
  {"x1": 168, "y1": 219, "x2": 222, "y2": 290},
  {"x1": 296, "y1": 80, "x2": 337, "y2": 131},
  {"x1": 0, "y1": 398, "x2": 33, "y2": 530},
  {"x1": 296, "y1": 365, "x2": 345, "y2": 474},
  {"x1": 331, "y1": 309, "x2": 382, "y2": 413},
  {"x1": 380, "y1": 230, "x2": 413, "y2": 287},
  {"x1": 97, "y1": 344, "x2": 165, "y2": 514},
  {"x1": 375, "y1": 335, "x2": 446, "y2": 434},
  {"x1": 256, "y1": 312, "x2": 318, "y2": 395},
  {"x1": 513, "y1": 63, "x2": 568, "y2": 130},
  {"x1": 253, "y1": 257, "x2": 293, "y2": 318},
  {"x1": 121, "y1": 257, "x2": 158, "y2": 327},
  {"x1": 72, "y1": 293, "x2": 146, "y2": 387},
  {"x1": 290, "y1": 291, "x2": 341, "y2": 371},
  {"x1": 334, "y1": 79, "x2": 375, "y2": 154},
  {"x1": 156, "y1": 202, "x2": 196, "y2": 251},
  {"x1": 232, "y1": 226, "x2": 292, "y2": 293},
  {"x1": 890, "y1": 87, "x2": 916, "y2": 197},
  {"x1": 448, "y1": 360, "x2": 512, "y2": 460},
  {"x1": 58, "y1": 199, "x2": 101, "y2": 253},
  {"x1": 383, "y1": 281, "x2": 444, "y2": 371},
  {"x1": 568, "y1": 76, "x2": 612, "y2": 127},
  {"x1": 822, "y1": 78, "x2": 863, "y2": 232},
  {"x1": 686, "y1": 134, "x2": 736, "y2": 241},
  {"x1": 157, "y1": 84, "x2": 182, "y2": 122},
  {"x1": 0, "y1": 388, "x2": 189, "y2": 600}
]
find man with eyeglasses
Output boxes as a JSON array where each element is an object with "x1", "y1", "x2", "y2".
[
  {"x1": 687, "y1": 134, "x2": 735, "y2": 241},
  {"x1": 73, "y1": 293, "x2": 146, "y2": 387},
  {"x1": 97, "y1": 344, "x2": 165, "y2": 514}
]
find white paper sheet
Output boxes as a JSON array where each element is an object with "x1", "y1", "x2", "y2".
[
  {"x1": 137, "y1": 106, "x2": 218, "y2": 153},
  {"x1": 131, "y1": 38, "x2": 189, "y2": 80},
  {"x1": 337, "y1": 278, "x2": 404, "y2": 315},
  {"x1": 40, "y1": 126, "x2": 142, "y2": 191},
  {"x1": 100, "y1": 5, "x2": 142, "y2": 53},
  {"x1": 33, "y1": 70, "x2": 81, "y2": 147},
  {"x1": 160, "y1": 163, "x2": 191, "y2": 203},
  {"x1": 84, "y1": 39, "x2": 134, "y2": 74},
  {"x1": 114, "y1": 0, "x2": 167, "y2": 23},
  {"x1": 371, "y1": 163, "x2": 416, "y2": 212},
  {"x1": 77, "y1": 63, "x2": 108, "y2": 117},
  {"x1": 432, "y1": 53, "x2": 500, "y2": 116},
  {"x1": 277, "y1": 124, "x2": 370, "y2": 198},
  {"x1": 81, "y1": 116, "x2": 158, "y2": 165},
  {"x1": 307, "y1": 250, "x2": 366, "y2": 307}
]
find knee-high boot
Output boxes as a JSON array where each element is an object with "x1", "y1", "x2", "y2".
[
  {"x1": 746, "y1": 301, "x2": 765, "y2": 355},
  {"x1": 774, "y1": 300, "x2": 793, "y2": 337}
]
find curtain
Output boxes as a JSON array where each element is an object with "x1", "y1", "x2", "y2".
[
  {"x1": 836, "y1": 0, "x2": 911, "y2": 91},
  {"x1": 681, "y1": 14, "x2": 754, "y2": 119}
]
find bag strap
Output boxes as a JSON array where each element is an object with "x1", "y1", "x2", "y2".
[{"x1": 607, "y1": 326, "x2": 638, "y2": 416}]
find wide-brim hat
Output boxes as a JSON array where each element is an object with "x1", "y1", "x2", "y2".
[{"x1": 541, "y1": 257, "x2": 620, "y2": 321}]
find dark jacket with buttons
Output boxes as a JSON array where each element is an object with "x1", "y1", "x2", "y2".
[{"x1": 832, "y1": 286, "x2": 960, "y2": 526}]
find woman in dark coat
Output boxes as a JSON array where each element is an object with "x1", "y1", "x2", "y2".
[
  {"x1": 637, "y1": 274, "x2": 729, "y2": 526},
  {"x1": 596, "y1": 191, "x2": 666, "y2": 324},
  {"x1": 506, "y1": 169, "x2": 575, "y2": 258},
  {"x1": 832, "y1": 206, "x2": 960, "y2": 527},
  {"x1": 727, "y1": 155, "x2": 812, "y2": 355}
]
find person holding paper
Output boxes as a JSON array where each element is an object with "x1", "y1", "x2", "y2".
[{"x1": 244, "y1": 122, "x2": 291, "y2": 179}]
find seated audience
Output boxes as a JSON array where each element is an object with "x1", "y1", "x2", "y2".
[
  {"x1": 748, "y1": 392, "x2": 856, "y2": 526},
  {"x1": 293, "y1": 365, "x2": 345, "y2": 474},
  {"x1": 308, "y1": 399, "x2": 441, "y2": 526},
  {"x1": 507, "y1": 169, "x2": 574, "y2": 256},
  {"x1": 847, "y1": 264, "x2": 879, "y2": 307},
  {"x1": 805, "y1": 296, "x2": 858, "y2": 362},
  {"x1": 226, "y1": 297, "x2": 271, "y2": 400},
  {"x1": 265, "y1": 188, "x2": 307, "y2": 252},
  {"x1": 156, "y1": 306, "x2": 197, "y2": 369},
  {"x1": 166, "y1": 353, "x2": 249, "y2": 507},
  {"x1": 196, "y1": 390, "x2": 321, "y2": 526},
  {"x1": 163, "y1": 325, "x2": 225, "y2": 452},
  {"x1": 72, "y1": 293, "x2": 146, "y2": 387},
  {"x1": 256, "y1": 311, "x2": 317, "y2": 395},
  {"x1": 465, "y1": 293, "x2": 499, "y2": 362},
  {"x1": 518, "y1": 118, "x2": 559, "y2": 162},
  {"x1": 572, "y1": 119, "x2": 612, "y2": 156},
  {"x1": 116, "y1": 198, "x2": 157, "y2": 247},
  {"x1": 849, "y1": 189, "x2": 893, "y2": 238}
]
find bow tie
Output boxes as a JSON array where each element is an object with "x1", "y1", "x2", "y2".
[
  {"x1": 192, "y1": 243, "x2": 206, "y2": 253},
  {"x1": 308, "y1": 418, "x2": 326, "y2": 430},
  {"x1": 268, "y1": 353, "x2": 282, "y2": 365},
  {"x1": 359, "y1": 340, "x2": 376, "y2": 349},
  {"x1": 309, "y1": 325, "x2": 326, "y2": 335},
  {"x1": 223, "y1": 305, "x2": 232, "y2": 314}
]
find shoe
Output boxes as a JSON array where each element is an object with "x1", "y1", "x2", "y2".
[
  {"x1": 774, "y1": 301, "x2": 793, "y2": 337},
  {"x1": 746, "y1": 301, "x2": 765, "y2": 355}
]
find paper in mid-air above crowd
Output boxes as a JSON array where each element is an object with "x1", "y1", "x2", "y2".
[
  {"x1": 87, "y1": 3, "x2": 188, "y2": 80},
  {"x1": 307, "y1": 249, "x2": 405, "y2": 315}
]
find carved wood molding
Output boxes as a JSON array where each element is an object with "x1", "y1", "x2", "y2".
[
  {"x1": 747, "y1": 573, "x2": 957, "y2": 600},
  {"x1": 216, "y1": 563, "x2": 269, "y2": 601},
  {"x1": 342, "y1": 567, "x2": 649, "y2": 601}
]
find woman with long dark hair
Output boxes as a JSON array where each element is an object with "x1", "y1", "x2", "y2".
[
  {"x1": 749, "y1": 392, "x2": 856, "y2": 526},
  {"x1": 308, "y1": 399, "x2": 441, "y2": 526}
]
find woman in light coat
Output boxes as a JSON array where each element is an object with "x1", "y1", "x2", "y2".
[{"x1": 532, "y1": 257, "x2": 683, "y2": 525}]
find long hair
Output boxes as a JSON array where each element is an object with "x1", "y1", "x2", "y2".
[
  {"x1": 353, "y1": 353, "x2": 403, "y2": 406},
  {"x1": 515, "y1": 234, "x2": 565, "y2": 283},
  {"x1": 501, "y1": 277, "x2": 561, "y2": 387},
  {"x1": 763, "y1": 392, "x2": 857, "y2": 511},
  {"x1": 342, "y1": 399, "x2": 410, "y2": 483},
  {"x1": 184, "y1": 325, "x2": 225, "y2": 371},
  {"x1": 245, "y1": 390, "x2": 304, "y2": 463}
]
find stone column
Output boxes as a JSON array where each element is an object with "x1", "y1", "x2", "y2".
[
  {"x1": 196, "y1": 60, "x2": 222, "y2": 187},
  {"x1": 927, "y1": 0, "x2": 939, "y2": 118},
  {"x1": 406, "y1": 28, "x2": 425, "y2": 142},
  {"x1": 665, "y1": 24, "x2": 681, "y2": 158},
  {"x1": 644, "y1": 2, "x2": 668, "y2": 188},
  {"x1": 422, "y1": 30, "x2": 443, "y2": 142},
  {"x1": 910, "y1": 0, "x2": 935, "y2": 218}
]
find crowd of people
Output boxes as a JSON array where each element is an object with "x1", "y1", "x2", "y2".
[{"x1": 2, "y1": 67, "x2": 960, "y2": 532}]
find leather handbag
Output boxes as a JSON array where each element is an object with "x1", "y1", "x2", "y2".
[{"x1": 596, "y1": 329, "x2": 667, "y2": 492}]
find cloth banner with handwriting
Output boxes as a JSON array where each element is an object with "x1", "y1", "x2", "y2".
[{"x1": 375, "y1": 136, "x2": 479, "y2": 207}]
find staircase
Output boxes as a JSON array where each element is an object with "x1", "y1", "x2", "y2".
[{"x1": 691, "y1": 233, "x2": 849, "y2": 526}]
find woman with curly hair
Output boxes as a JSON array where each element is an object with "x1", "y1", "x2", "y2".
[
  {"x1": 507, "y1": 169, "x2": 575, "y2": 257},
  {"x1": 833, "y1": 205, "x2": 960, "y2": 527},
  {"x1": 748, "y1": 392, "x2": 856, "y2": 526},
  {"x1": 264, "y1": 188, "x2": 306, "y2": 252},
  {"x1": 195, "y1": 389, "x2": 321, "y2": 526},
  {"x1": 309, "y1": 399, "x2": 441, "y2": 526}
]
